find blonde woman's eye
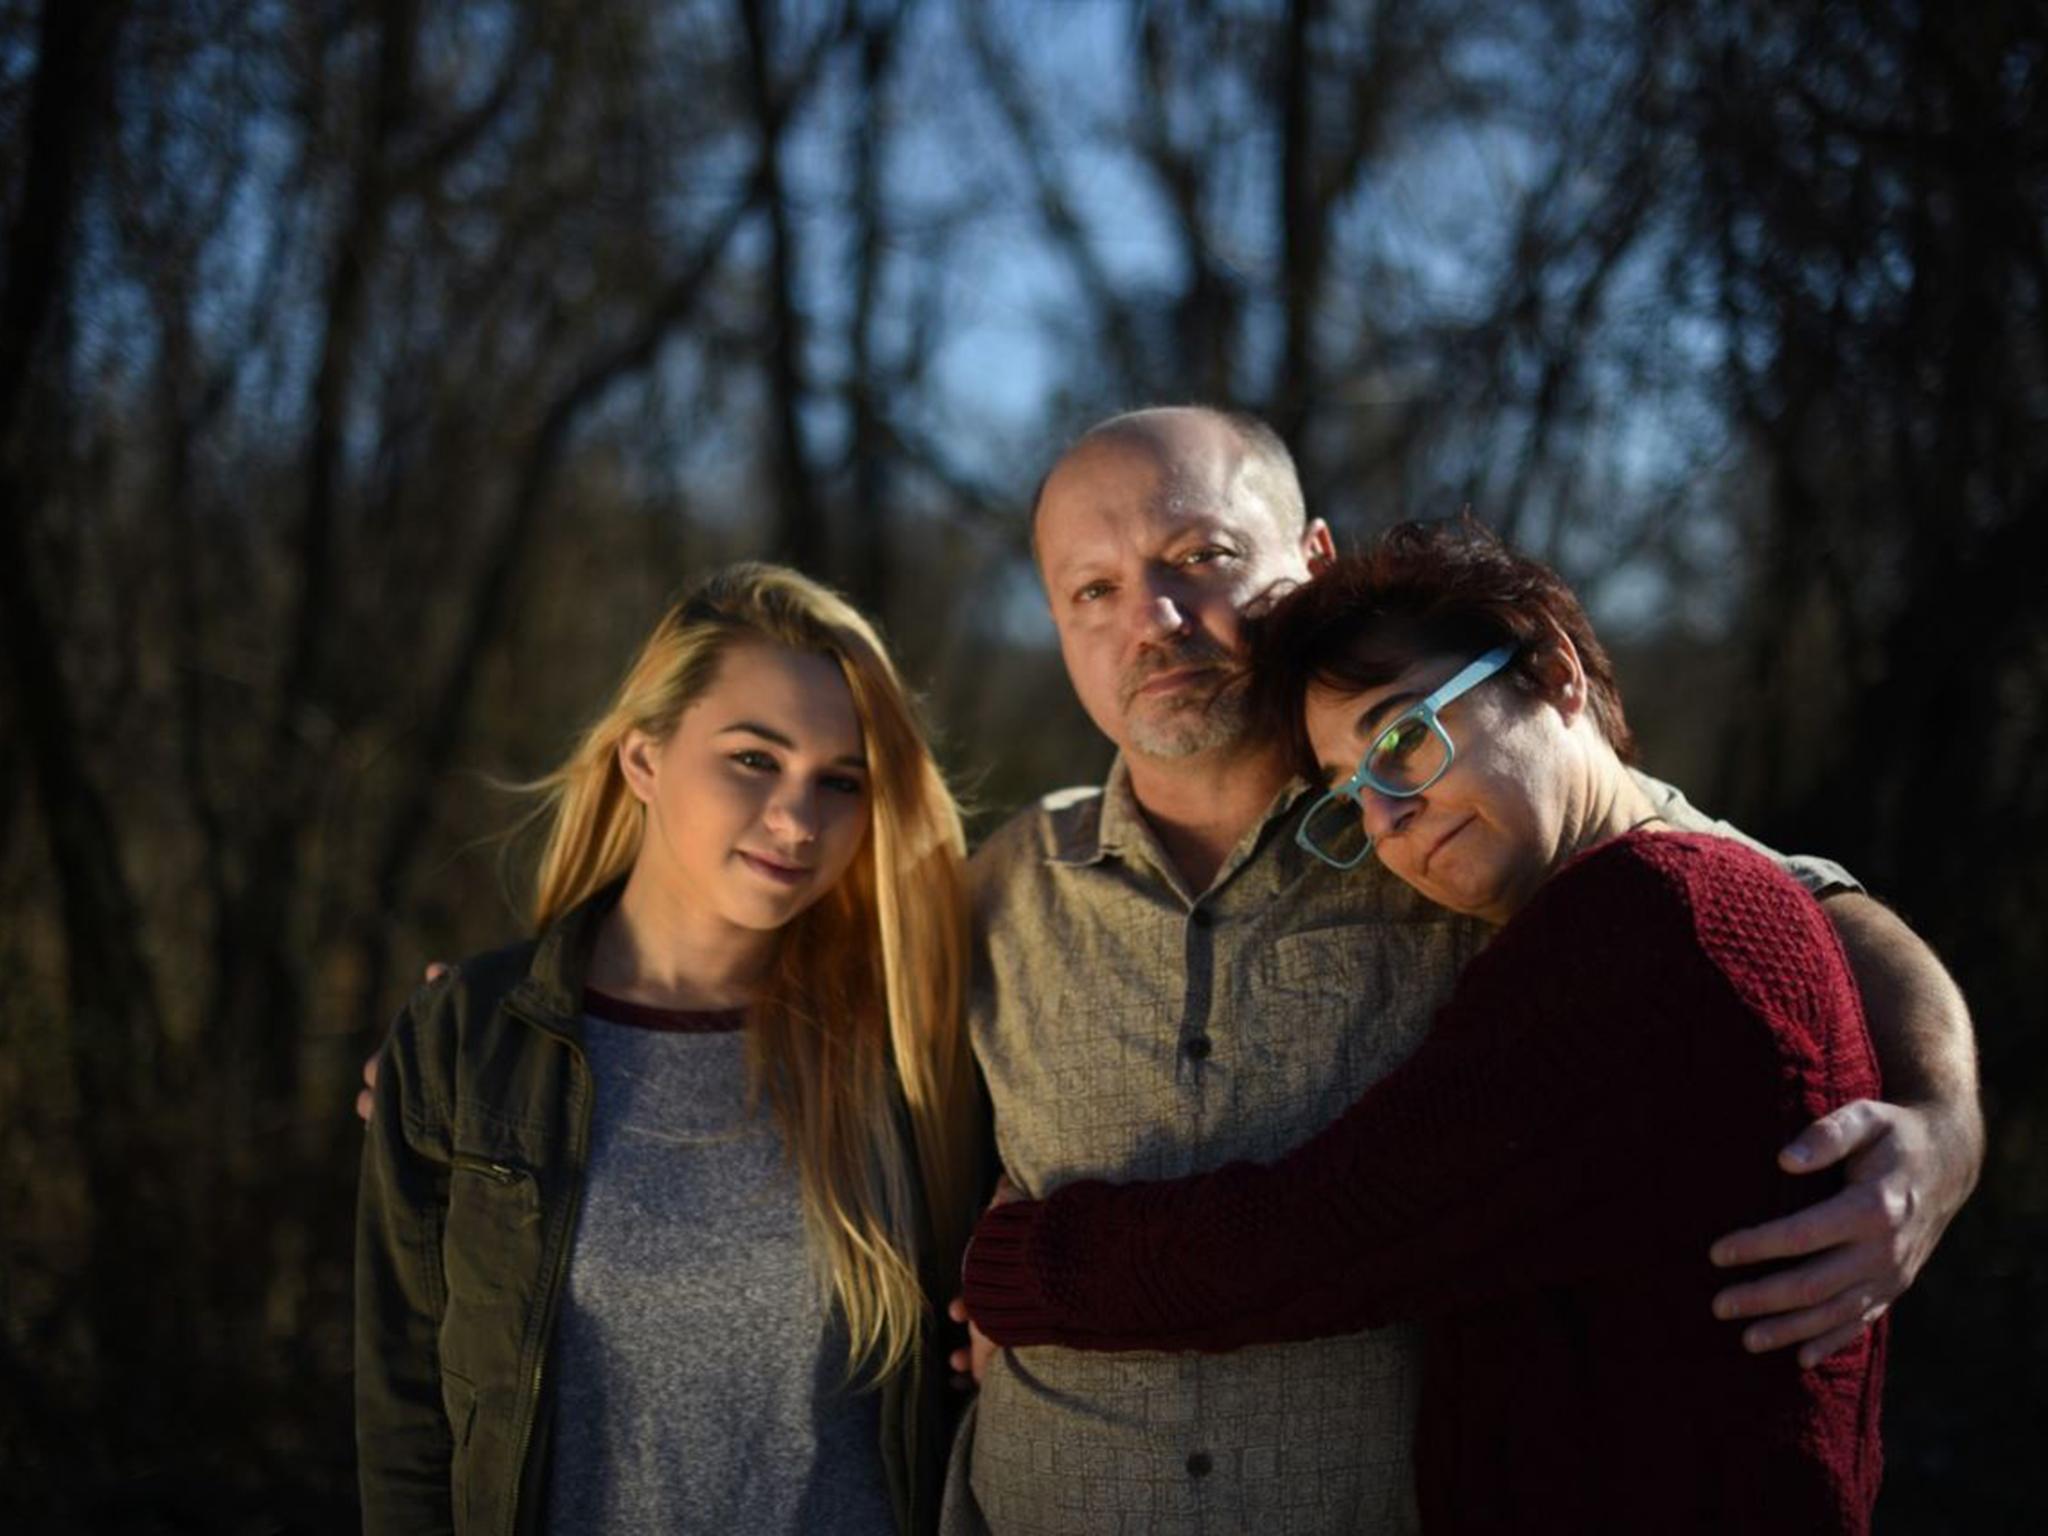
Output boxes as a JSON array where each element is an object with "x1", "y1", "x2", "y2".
[
  {"x1": 732, "y1": 750, "x2": 777, "y2": 772},
  {"x1": 822, "y1": 774, "x2": 866, "y2": 796}
]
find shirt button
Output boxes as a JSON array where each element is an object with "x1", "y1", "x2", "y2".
[
  {"x1": 1182, "y1": 1035, "x2": 1212, "y2": 1062},
  {"x1": 1186, "y1": 1451, "x2": 1213, "y2": 1477}
]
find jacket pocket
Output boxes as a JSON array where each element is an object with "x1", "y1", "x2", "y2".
[
  {"x1": 442, "y1": 1154, "x2": 542, "y2": 1308},
  {"x1": 440, "y1": 1365, "x2": 478, "y2": 1446},
  {"x1": 440, "y1": 1367, "x2": 477, "y2": 1533},
  {"x1": 439, "y1": 1153, "x2": 544, "y2": 1536}
]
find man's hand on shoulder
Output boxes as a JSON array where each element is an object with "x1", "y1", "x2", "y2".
[
  {"x1": 1709, "y1": 892, "x2": 1981, "y2": 1365},
  {"x1": 1709, "y1": 1097, "x2": 1978, "y2": 1364},
  {"x1": 356, "y1": 1053, "x2": 381, "y2": 1125},
  {"x1": 356, "y1": 960, "x2": 455, "y2": 1126}
]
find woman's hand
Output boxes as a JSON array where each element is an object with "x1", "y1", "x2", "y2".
[
  {"x1": 947, "y1": 1297, "x2": 997, "y2": 1387},
  {"x1": 948, "y1": 1175, "x2": 1023, "y2": 1387}
]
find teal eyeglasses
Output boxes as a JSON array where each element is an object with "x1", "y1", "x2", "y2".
[{"x1": 1295, "y1": 643, "x2": 1518, "y2": 869}]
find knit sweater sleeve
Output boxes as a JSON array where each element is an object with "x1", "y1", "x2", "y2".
[{"x1": 963, "y1": 833, "x2": 1851, "y2": 1353}]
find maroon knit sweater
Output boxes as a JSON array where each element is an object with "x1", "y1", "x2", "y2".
[{"x1": 964, "y1": 831, "x2": 1885, "y2": 1534}]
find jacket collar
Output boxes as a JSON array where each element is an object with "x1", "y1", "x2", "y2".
[{"x1": 504, "y1": 880, "x2": 624, "y2": 1037}]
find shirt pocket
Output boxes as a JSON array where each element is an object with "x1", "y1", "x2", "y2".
[{"x1": 1229, "y1": 921, "x2": 1470, "y2": 1148}]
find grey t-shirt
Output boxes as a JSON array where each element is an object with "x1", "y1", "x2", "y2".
[{"x1": 543, "y1": 1004, "x2": 895, "y2": 1535}]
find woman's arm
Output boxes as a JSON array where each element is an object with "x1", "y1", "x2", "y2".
[
  {"x1": 355, "y1": 995, "x2": 458, "y2": 1536},
  {"x1": 964, "y1": 1092, "x2": 1632, "y2": 1354},
  {"x1": 1634, "y1": 773, "x2": 1982, "y2": 1361},
  {"x1": 964, "y1": 837, "x2": 1870, "y2": 1356},
  {"x1": 964, "y1": 844, "x2": 1751, "y2": 1351},
  {"x1": 1709, "y1": 893, "x2": 1981, "y2": 1364}
]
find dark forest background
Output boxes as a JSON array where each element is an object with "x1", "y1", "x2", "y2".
[{"x1": 2, "y1": 0, "x2": 2043, "y2": 1530}]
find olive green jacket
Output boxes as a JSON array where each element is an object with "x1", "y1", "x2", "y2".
[{"x1": 354, "y1": 888, "x2": 957, "y2": 1536}]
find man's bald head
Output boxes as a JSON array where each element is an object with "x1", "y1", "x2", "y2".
[{"x1": 1029, "y1": 405, "x2": 1307, "y2": 563}]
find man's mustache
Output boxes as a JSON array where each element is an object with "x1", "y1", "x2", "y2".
[{"x1": 1118, "y1": 634, "x2": 1243, "y2": 706}]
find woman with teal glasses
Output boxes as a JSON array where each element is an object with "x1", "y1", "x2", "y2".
[{"x1": 961, "y1": 520, "x2": 1887, "y2": 1534}]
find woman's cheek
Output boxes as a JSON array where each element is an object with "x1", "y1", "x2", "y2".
[
  {"x1": 1379, "y1": 846, "x2": 1426, "y2": 893},
  {"x1": 700, "y1": 768, "x2": 762, "y2": 819},
  {"x1": 827, "y1": 799, "x2": 870, "y2": 873}
]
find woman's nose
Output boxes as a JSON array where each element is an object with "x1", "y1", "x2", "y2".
[
  {"x1": 1360, "y1": 785, "x2": 1419, "y2": 843},
  {"x1": 764, "y1": 784, "x2": 820, "y2": 845}
]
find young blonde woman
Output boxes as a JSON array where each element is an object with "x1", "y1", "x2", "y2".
[{"x1": 355, "y1": 565, "x2": 980, "y2": 1536}]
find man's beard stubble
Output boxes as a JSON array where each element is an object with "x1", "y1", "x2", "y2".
[{"x1": 1118, "y1": 635, "x2": 1255, "y2": 760}]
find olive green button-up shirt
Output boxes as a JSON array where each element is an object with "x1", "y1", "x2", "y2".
[
  {"x1": 961, "y1": 759, "x2": 1480, "y2": 1535},
  {"x1": 954, "y1": 759, "x2": 1853, "y2": 1536}
]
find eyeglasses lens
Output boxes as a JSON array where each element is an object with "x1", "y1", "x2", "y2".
[
  {"x1": 1366, "y1": 716, "x2": 1446, "y2": 794},
  {"x1": 1303, "y1": 793, "x2": 1368, "y2": 862}
]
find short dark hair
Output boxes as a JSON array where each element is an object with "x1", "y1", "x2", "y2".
[{"x1": 1247, "y1": 517, "x2": 1637, "y2": 780}]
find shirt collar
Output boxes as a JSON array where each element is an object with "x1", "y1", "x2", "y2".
[{"x1": 1046, "y1": 753, "x2": 1322, "y2": 895}]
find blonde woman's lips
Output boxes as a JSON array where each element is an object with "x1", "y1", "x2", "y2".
[{"x1": 739, "y1": 851, "x2": 811, "y2": 885}]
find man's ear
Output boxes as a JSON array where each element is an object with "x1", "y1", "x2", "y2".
[
  {"x1": 617, "y1": 731, "x2": 662, "y2": 805},
  {"x1": 1302, "y1": 517, "x2": 1337, "y2": 574}
]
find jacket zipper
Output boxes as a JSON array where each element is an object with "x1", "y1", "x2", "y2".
[
  {"x1": 501, "y1": 1021, "x2": 590, "y2": 1536},
  {"x1": 450, "y1": 1153, "x2": 523, "y2": 1185}
]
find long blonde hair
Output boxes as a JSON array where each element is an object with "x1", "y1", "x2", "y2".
[{"x1": 522, "y1": 563, "x2": 977, "y2": 1380}]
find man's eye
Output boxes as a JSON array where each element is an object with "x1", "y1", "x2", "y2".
[
  {"x1": 1180, "y1": 546, "x2": 1233, "y2": 567},
  {"x1": 1074, "y1": 582, "x2": 1112, "y2": 604}
]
